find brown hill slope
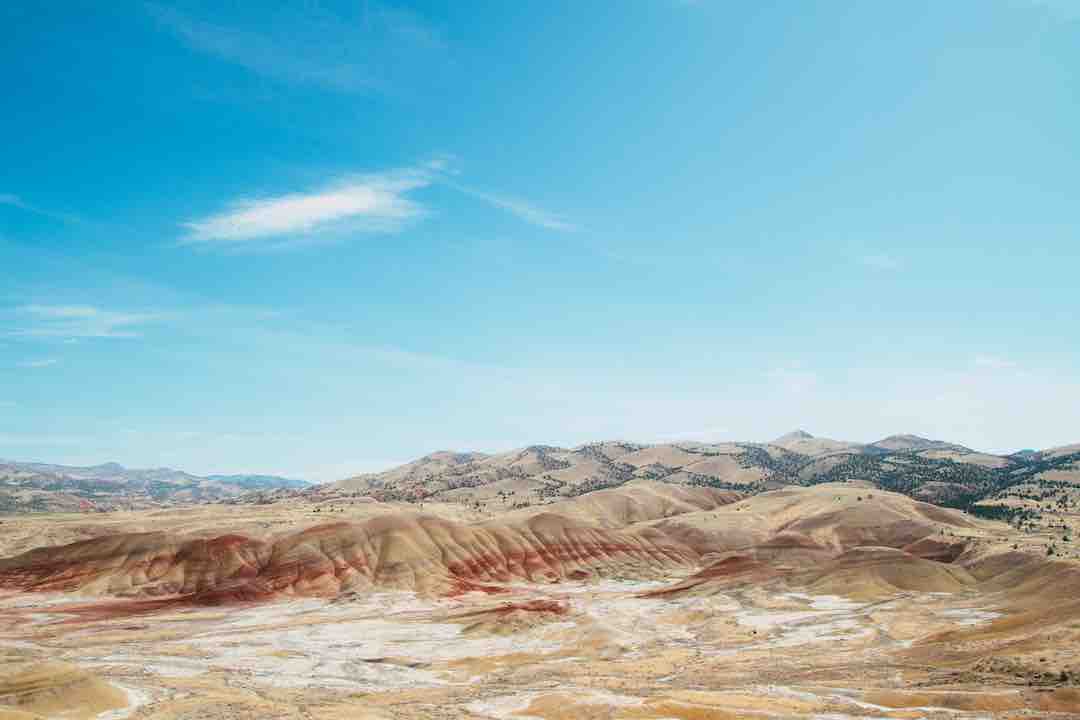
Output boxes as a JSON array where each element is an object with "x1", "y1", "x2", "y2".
[
  {"x1": 332, "y1": 441, "x2": 764, "y2": 503},
  {"x1": 321, "y1": 432, "x2": 1070, "y2": 513},
  {"x1": 639, "y1": 483, "x2": 1000, "y2": 599},
  {"x1": 0, "y1": 459, "x2": 307, "y2": 514},
  {"x1": 490, "y1": 480, "x2": 741, "y2": 528},
  {"x1": 802, "y1": 546, "x2": 978, "y2": 598},
  {"x1": 650, "y1": 483, "x2": 981, "y2": 558},
  {"x1": 770, "y1": 430, "x2": 861, "y2": 456}
]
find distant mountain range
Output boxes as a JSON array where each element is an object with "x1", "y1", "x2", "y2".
[
  {"x1": 0, "y1": 460, "x2": 309, "y2": 513},
  {"x1": 324, "y1": 431, "x2": 1079, "y2": 518},
  {"x1": 7, "y1": 431, "x2": 1078, "y2": 520}
]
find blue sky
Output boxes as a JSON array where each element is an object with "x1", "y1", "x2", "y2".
[{"x1": 2, "y1": 1, "x2": 1078, "y2": 480}]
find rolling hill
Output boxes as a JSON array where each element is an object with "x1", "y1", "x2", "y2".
[
  {"x1": 0, "y1": 460, "x2": 309, "y2": 514},
  {"x1": 321, "y1": 431, "x2": 1080, "y2": 520}
]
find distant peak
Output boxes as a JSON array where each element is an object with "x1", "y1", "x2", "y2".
[
  {"x1": 869, "y1": 434, "x2": 948, "y2": 452},
  {"x1": 419, "y1": 451, "x2": 481, "y2": 464},
  {"x1": 774, "y1": 430, "x2": 814, "y2": 442},
  {"x1": 418, "y1": 451, "x2": 457, "y2": 462}
]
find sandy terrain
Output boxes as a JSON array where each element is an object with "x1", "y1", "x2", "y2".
[
  {"x1": 3, "y1": 578, "x2": 1078, "y2": 719},
  {"x1": 2, "y1": 483, "x2": 1079, "y2": 719}
]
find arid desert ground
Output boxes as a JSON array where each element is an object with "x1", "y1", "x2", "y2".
[{"x1": 2, "y1": 477, "x2": 1080, "y2": 719}]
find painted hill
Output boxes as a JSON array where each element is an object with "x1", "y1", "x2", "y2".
[
  {"x1": 0, "y1": 482, "x2": 1026, "y2": 613},
  {"x1": 0, "y1": 481, "x2": 734, "y2": 602}
]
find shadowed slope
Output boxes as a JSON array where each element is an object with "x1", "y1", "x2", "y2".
[
  {"x1": 650, "y1": 483, "x2": 980, "y2": 559},
  {"x1": 640, "y1": 484, "x2": 1002, "y2": 600},
  {"x1": 0, "y1": 662, "x2": 128, "y2": 720},
  {"x1": 801, "y1": 546, "x2": 977, "y2": 599},
  {"x1": 491, "y1": 480, "x2": 740, "y2": 528}
]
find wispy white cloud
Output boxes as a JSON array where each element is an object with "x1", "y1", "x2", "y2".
[
  {"x1": 0, "y1": 431, "x2": 91, "y2": 445},
  {"x1": 860, "y1": 254, "x2": 901, "y2": 271},
  {"x1": 0, "y1": 193, "x2": 81, "y2": 224},
  {"x1": 16, "y1": 358, "x2": 58, "y2": 369},
  {"x1": 766, "y1": 366, "x2": 820, "y2": 394},
  {"x1": 146, "y1": 1, "x2": 444, "y2": 94},
  {"x1": 454, "y1": 185, "x2": 578, "y2": 232},
  {"x1": 974, "y1": 354, "x2": 1018, "y2": 370},
  {"x1": 183, "y1": 171, "x2": 430, "y2": 245},
  {"x1": 11, "y1": 305, "x2": 165, "y2": 339},
  {"x1": 654, "y1": 426, "x2": 731, "y2": 442},
  {"x1": 1025, "y1": 0, "x2": 1080, "y2": 22},
  {"x1": 0, "y1": 193, "x2": 28, "y2": 209},
  {"x1": 182, "y1": 161, "x2": 576, "y2": 246}
]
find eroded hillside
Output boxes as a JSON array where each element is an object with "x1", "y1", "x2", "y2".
[{"x1": 2, "y1": 481, "x2": 1079, "y2": 719}]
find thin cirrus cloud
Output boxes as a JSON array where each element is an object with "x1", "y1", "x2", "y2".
[
  {"x1": 15, "y1": 358, "x2": 58, "y2": 369},
  {"x1": 182, "y1": 164, "x2": 577, "y2": 246},
  {"x1": 1027, "y1": 0, "x2": 1080, "y2": 21},
  {"x1": 0, "y1": 193, "x2": 81, "y2": 224},
  {"x1": 145, "y1": 1, "x2": 444, "y2": 94},
  {"x1": 0, "y1": 193, "x2": 28, "y2": 209},
  {"x1": 11, "y1": 305, "x2": 165, "y2": 339},
  {"x1": 860, "y1": 254, "x2": 902, "y2": 271},
  {"x1": 182, "y1": 172, "x2": 430, "y2": 245},
  {"x1": 766, "y1": 366, "x2": 821, "y2": 395},
  {"x1": 973, "y1": 354, "x2": 1018, "y2": 371},
  {"x1": 453, "y1": 184, "x2": 579, "y2": 232}
]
